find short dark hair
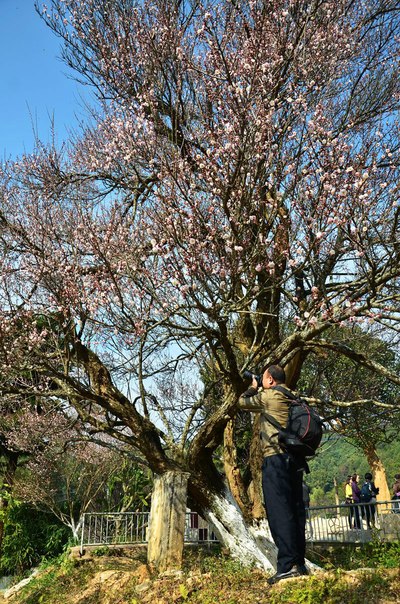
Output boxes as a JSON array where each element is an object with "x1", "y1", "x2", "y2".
[
  {"x1": 365, "y1": 472, "x2": 372, "y2": 480},
  {"x1": 267, "y1": 365, "x2": 286, "y2": 384}
]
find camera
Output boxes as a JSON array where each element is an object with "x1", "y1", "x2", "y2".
[{"x1": 242, "y1": 370, "x2": 263, "y2": 388}]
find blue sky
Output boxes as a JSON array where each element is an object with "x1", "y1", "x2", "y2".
[{"x1": 0, "y1": 0, "x2": 86, "y2": 159}]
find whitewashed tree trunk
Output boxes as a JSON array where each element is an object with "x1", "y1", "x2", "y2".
[
  {"x1": 202, "y1": 488, "x2": 318, "y2": 574},
  {"x1": 147, "y1": 471, "x2": 189, "y2": 572},
  {"x1": 70, "y1": 517, "x2": 83, "y2": 542},
  {"x1": 202, "y1": 488, "x2": 276, "y2": 572}
]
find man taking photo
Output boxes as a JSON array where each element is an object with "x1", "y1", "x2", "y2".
[{"x1": 238, "y1": 365, "x2": 308, "y2": 584}]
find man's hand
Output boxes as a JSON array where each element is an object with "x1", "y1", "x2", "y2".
[{"x1": 252, "y1": 377, "x2": 259, "y2": 389}]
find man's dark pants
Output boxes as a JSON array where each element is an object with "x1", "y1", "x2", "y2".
[{"x1": 262, "y1": 453, "x2": 306, "y2": 574}]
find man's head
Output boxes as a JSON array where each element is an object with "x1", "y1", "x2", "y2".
[
  {"x1": 365, "y1": 472, "x2": 372, "y2": 481},
  {"x1": 262, "y1": 365, "x2": 286, "y2": 389}
]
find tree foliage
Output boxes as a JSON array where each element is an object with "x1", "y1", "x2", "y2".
[
  {"x1": 298, "y1": 326, "x2": 400, "y2": 446},
  {"x1": 13, "y1": 440, "x2": 128, "y2": 539}
]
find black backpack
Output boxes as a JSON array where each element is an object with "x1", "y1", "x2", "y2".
[
  {"x1": 263, "y1": 386, "x2": 324, "y2": 459},
  {"x1": 360, "y1": 482, "x2": 373, "y2": 503}
]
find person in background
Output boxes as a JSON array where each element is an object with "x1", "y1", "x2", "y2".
[
  {"x1": 345, "y1": 475, "x2": 352, "y2": 502},
  {"x1": 360, "y1": 472, "x2": 379, "y2": 528},
  {"x1": 344, "y1": 475, "x2": 353, "y2": 528},
  {"x1": 350, "y1": 473, "x2": 361, "y2": 529},
  {"x1": 392, "y1": 474, "x2": 400, "y2": 513}
]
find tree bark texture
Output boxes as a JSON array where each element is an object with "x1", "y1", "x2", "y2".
[
  {"x1": 365, "y1": 444, "x2": 391, "y2": 503},
  {"x1": 249, "y1": 415, "x2": 266, "y2": 519},
  {"x1": 201, "y1": 487, "x2": 276, "y2": 572},
  {"x1": 147, "y1": 471, "x2": 190, "y2": 572},
  {"x1": 223, "y1": 419, "x2": 251, "y2": 519}
]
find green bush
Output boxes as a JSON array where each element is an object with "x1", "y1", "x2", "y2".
[
  {"x1": 367, "y1": 541, "x2": 400, "y2": 568},
  {"x1": 307, "y1": 541, "x2": 400, "y2": 571},
  {"x1": 0, "y1": 499, "x2": 70, "y2": 576},
  {"x1": 270, "y1": 570, "x2": 389, "y2": 604}
]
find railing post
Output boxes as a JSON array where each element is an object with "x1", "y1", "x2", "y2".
[{"x1": 80, "y1": 514, "x2": 85, "y2": 555}]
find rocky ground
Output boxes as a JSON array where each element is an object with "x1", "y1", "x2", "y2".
[{"x1": 1, "y1": 546, "x2": 400, "y2": 604}]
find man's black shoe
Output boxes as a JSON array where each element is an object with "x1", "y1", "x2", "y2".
[
  {"x1": 267, "y1": 567, "x2": 300, "y2": 585},
  {"x1": 296, "y1": 564, "x2": 309, "y2": 575}
]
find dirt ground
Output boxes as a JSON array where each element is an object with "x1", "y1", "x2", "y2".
[{"x1": 1, "y1": 546, "x2": 400, "y2": 604}]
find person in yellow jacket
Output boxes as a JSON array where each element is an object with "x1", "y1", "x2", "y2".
[
  {"x1": 345, "y1": 476, "x2": 353, "y2": 528},
  {"x1": 345, "y1": 475, "x2": 353, "y2": 502}
]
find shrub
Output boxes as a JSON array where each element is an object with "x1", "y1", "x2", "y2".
[{"x1": 0, "y1": 499, "x2": 70, "y2": 576}]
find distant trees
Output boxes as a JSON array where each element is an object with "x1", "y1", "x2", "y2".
[
  {"x1": 1, "y1": 382, "x2": 151, "y2": 543},
  {"x1": 0, "y1": 394, "x2": 67, "y2": 554},
  {"x1": 0, "y1": 0, "x2": 399, "y2": 568},
  {"x1": 307, "y1": 436, "x2": 400, "y2": 506},
  {"x1": 14, "y1": 440, "x2": 130, "y2": 540},
  {"x1": 299, "y1": 326, "x2": 400, "y2": 501}
]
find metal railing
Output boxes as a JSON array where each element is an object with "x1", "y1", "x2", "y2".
[
  {"x1": 79, "y1": 500, "x2": 400, "y2": 553},
  {"x1": 80, "y1": 511, "x2": 218, "y2": 553},
  {"x1": 80, "y1": 512, "x2": 149, "y2": 552},
  {"x1": 306, "y1": 499, "x2": 400, "y2": 543}
]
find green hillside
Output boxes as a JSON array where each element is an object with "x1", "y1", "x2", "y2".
[{"x1": 307, "y1": 435, "x2": 400, "y2": 505}]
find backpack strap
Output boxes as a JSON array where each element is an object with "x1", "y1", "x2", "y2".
[
  {"x1": 271, "y1": 385, "x2": 299, "y2": 401},
  {"x1": 262, "y1": 385, "x2": 297, "y2": 431},
  {"x1": 272, "y1": 386, "x2": 334, "y2": 424},
  {"x1": 262, "y1": 411, "x2": 284, "y2": 432}
]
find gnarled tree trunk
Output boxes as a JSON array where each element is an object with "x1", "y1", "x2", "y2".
[
  {"x1": 248, "y1": 415, "x2": 266, "y2": 519},
  {"x1": 223, "y1": 419, "x2": 252, "y2": 519}
]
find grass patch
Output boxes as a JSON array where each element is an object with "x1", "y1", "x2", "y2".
[
  {"x1": 7, "y1": 547, "x2": 146, "y2": 604},
  {"x1": 307, "y1": 541, "x2": 400, "y2": 570},
  {"x1": 270, "y1": 569, "x2": 400, "y2": 604},
  {"x1": 14, "y1": 553, "x2": 93, "y2": 604}
]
